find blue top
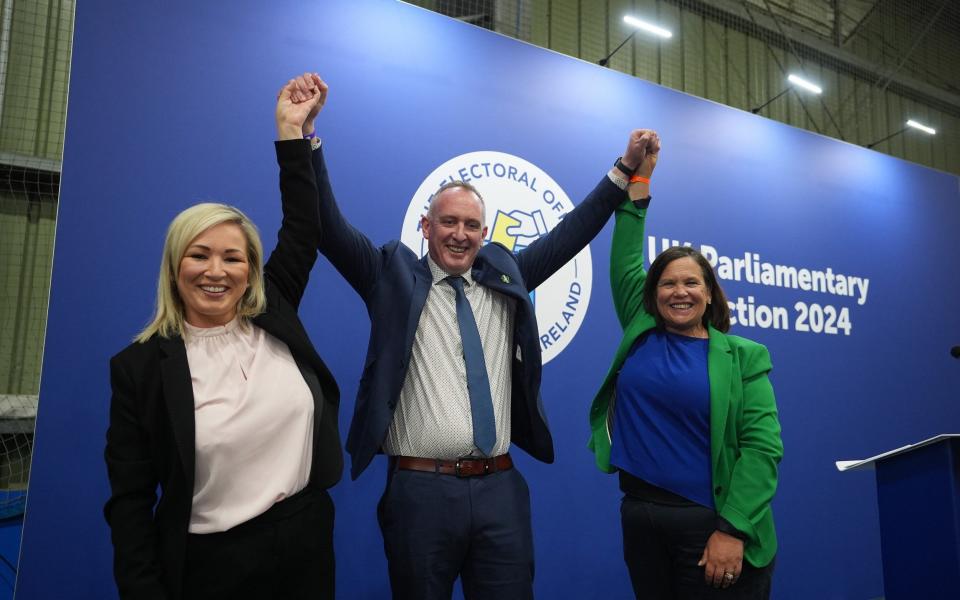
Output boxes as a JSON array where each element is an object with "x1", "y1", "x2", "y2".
[{"x1": 611, "y1": 329, "x2": 714, "y2": 509}]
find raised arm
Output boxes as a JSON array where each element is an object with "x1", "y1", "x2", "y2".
[
  {"x1": 262, "y1": 78, "x2": 326, "y2": 308},
  {"x1": 514, "y1": 130, "x2": 652, "y2": 291},
  {"x1": 289, "y1": 72, "x2": 384, "y2": 300},
  {"x1": 610, "y1": 131, "x2": 659, "y2": 329}
]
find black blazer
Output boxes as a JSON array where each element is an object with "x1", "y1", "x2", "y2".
[{"x1": 104, "y1": 140, "x2": 341, "y2": 600}]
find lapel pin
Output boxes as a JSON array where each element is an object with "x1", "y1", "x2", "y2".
[{"x1": 501, "y1": 274, "x2": 511, "y2": 284}]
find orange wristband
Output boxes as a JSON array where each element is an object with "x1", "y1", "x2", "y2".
[{"x1": 629, "y1": 175, "x2": 651, "y2": 184}]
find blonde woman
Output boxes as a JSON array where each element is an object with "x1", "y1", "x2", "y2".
[{"x1": 104, "y1": 76, "x2": 342, "y2": 599}]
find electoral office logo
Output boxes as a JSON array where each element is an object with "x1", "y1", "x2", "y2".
[{"x1": 400, "y1": 151, "x2": 592, "y2": 364}]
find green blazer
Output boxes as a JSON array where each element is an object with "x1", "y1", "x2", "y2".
[{"x1": 587, "y1": 199, "x2": 783, "y2": 567}]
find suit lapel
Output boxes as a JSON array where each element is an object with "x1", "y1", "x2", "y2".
[
  {"x1": 405, "y1": 256, "x2": 433, "y2": 355},
  {"x1": 157, "y1": 336, "x2": 196, "y2": 490},
  {"x1": 707, "y1": 327, "x2": 733, "y2": 475},
  {"x1": 472, "y1": 258, "x2": 524, "y2": 300}
]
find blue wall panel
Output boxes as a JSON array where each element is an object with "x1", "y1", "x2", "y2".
[{"x1": 16, "y1": 1, "x2": 960, "y2": 598}]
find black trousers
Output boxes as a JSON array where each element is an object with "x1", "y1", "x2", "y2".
[
  {"x1": 182, "y1": 487, "x2": 334, "y2": 600},
  {"x1": 621, "y1": 494, "x2": 774, "y2": 600}
]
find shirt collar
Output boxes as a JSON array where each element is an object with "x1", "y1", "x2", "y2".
[
  {"x1": 427, "y1": 255, "x2": 475, "y2": 287},
  {"x1": 183, "y1": 315, "x2": 241, "y2": 339}
]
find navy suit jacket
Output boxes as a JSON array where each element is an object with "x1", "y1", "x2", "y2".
[{"x1": 312, "y1": 148, "x2": 625, "y2": 479}]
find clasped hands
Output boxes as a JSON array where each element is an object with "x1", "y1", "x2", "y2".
[
  {"x1": 276, "y1": 72, "x2": 327, "y2": 140},
  {"x1": 621, "y1": 129, "x2": 661, "y2": 178}
]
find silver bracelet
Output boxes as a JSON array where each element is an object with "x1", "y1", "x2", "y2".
[{"x1": 607, "y1": 170, "x2": 629, "y2": 190}]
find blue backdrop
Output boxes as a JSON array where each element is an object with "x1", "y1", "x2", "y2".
[{"x1": 16, "y1": 1, "x2": 960, "y2": 598}]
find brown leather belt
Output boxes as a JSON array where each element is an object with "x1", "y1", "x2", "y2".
[{"x1": 393, "y1": 454, "x2": 513, "y2": 477}]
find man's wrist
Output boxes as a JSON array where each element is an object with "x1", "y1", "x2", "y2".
[
  {"x1": 614, "y1": 156, "x2": 637, "y2": 177},
  {"x1": 607, "y1": 169, "x2": 629, "y2": 190},
  {"x1": 301, "y1": 130, "x2": 321, "y2": 150}
]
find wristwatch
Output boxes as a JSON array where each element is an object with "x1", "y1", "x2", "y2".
[
  {"x1": 614, "y1": 156, "x2": 636, "y2": 177},
  {"x1": 304, "y1": 131, "x2": 322, "y2": 151}
]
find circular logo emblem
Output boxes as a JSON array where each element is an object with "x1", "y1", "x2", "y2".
[{"x1": 401, "y1": 151, "x2": 592, "y2": 364}]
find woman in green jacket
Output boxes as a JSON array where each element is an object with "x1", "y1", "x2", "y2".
[{"x1": 588, "y1": 134, "x2": 783, "y2": 599}]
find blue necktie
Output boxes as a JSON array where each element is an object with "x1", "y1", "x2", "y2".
[{"x1": 447, "y1": 276, "x2": 496, "y2": 456}]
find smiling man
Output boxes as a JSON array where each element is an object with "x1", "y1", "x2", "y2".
[
  {"x1": 289, "y1": 72, "x2": 655, "y2": 600},
  {"x1": 421, "y1": 184, "x2": 488, "y2": 275}
]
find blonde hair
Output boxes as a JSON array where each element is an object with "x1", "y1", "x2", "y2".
[{"x1": 135, "y1": 203, "x2": 266, "y2": 343}]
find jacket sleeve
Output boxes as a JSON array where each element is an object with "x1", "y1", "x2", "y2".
[
  {"x1": 610, "y1": 199, "x2": 649, "y2": 330},
  {"x1": 717, "y1": 345, "x2": 783, "y2": 544},
  {"x1": 516, "y1": 176, "x2": 624, "y2": 291},
  {"x1": 103, "y1": 356, "x2": 168, "y2": 600},
  {"x1": 311, "y1": 144, "x2": 384, "y2": 300},
  {"x1": 262, "y1": 139, "x2": 323, "y2": 309}
]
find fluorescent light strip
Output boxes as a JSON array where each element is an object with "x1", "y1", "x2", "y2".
[
  {"x1": 623, "y1": 15, "x2": 672, "y2": 39},
  {"x1": 787, "y1": 74, "x2": 822, "y2": 95},
  {"x1": 906, "y1": 119, "x2": 936, "y2": 135}
]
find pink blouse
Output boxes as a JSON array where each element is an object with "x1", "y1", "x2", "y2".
[{"x1": 183, "y1": 318, "x2": 313, "y2": 533}]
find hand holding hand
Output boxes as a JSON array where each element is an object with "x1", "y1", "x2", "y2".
[
  {"x1": 503, "y1": 209, "x2": 548, "y2": 251},
  {"x1": 622, "y1": 129, "x2": 659, "y2": 200},
  {"x1": 698, "y1": 530, "x2": 744, "y2": 589},
  {"x1": 622, "y1": 129, "x2": 660, "y2": 178},
  {"x1": 288, "y1": 72, "x2": 327, "y2": 136},
  {"x1": 276, "y1": 73, "x2": 326, "y2": 140}
]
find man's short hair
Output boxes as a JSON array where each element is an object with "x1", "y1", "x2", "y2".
[{"x1": 427, "y1": 180, "x2": 486, "y2": 224}]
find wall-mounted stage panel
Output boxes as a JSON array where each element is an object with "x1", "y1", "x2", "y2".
[{"x1": 16, "y1": 1, "x2": 960, "y2": 598}]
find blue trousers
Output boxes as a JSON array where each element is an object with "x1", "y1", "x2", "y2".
[{"x1": 377, "y1": 466, "x2": 535, "y2": 600}]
